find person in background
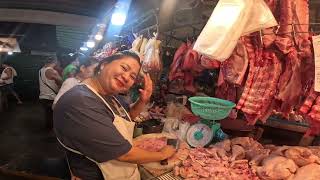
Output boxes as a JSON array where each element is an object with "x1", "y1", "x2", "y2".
[
  {"x1": 62, "y1": 54, "x2": 82, "y2": 81},
  {"x1": 39, "y1": 57, "x2": 62, "y2": 129},
  {"x1": 52, "y1": 56, "x2": 98, "y2": 109},
  {"x1": 54, "y1": 51, "x2": 175, "y2": 180},
  {"x1": 0, "y1": 62, "x2": 23, "y2": 105}
]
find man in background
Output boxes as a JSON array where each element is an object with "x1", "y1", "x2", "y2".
[
  {"x1": 39, "y1": 57, "x2": 62, "y2": 130},
  {"x1": 0, "y1": 62, "x2": 23, "y2": 106}
]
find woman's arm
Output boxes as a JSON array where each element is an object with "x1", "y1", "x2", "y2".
[
  {"x1": 117, "y1": 145, "x2": 176, "y2": 164},
  {"x1": 129, "y1": 98, "x2": 147, "y2": 120},
  {"x1": 46, "y1": 68, "x2": 63, "y2": 87},
  {"x1": 129, "y1": 74, "x2": 153, "y2": 119}
]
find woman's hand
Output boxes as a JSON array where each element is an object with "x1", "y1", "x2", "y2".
[
  {"x1": 160, "y1": 145, "x2": 176, "y2": 160},
  {"x1": 139, "y1": 73, "x2": 153, "y2": 103}
]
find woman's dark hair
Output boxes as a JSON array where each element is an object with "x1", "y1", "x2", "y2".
[
  {"x1": 94, "y1": 50, "x2": 141, "y2": 75},
  {"x1": 75, "y1": 56, "x2": 98, "y2": 74}
]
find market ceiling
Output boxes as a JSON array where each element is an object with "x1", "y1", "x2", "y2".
[
  {"x1": 0, "y1": 0, "x2": 320, "y2": 51},
  {"x1": 0, "y1": 0, "x2": 175, "y2": 50},
  {"x1": 0, "y1": 0, "x2": 117, "y2": 50}
]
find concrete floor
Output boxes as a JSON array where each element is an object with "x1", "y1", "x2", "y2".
[{"x1": 0, "y1": 101, "x2": 69, "y2": 179}]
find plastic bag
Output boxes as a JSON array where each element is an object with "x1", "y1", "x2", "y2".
[
  {"x1": 193, "y1": 0, "x2": 277, "y2": 61},
  {"x1": 162, "y1": 117, "x2": 179, "y2": 133},
  {"x1": 242, "y1": 0, "x2": 278, "y2": 35},
  {"x1": 130, "y1": 35, "x2": 143, "y2": 53},
  {"x1": 142, "y1": 36, "x2": 162, "y2": 83},
  {"x1": 193, "y1": 0, "x2": 254, "y2": 61}
]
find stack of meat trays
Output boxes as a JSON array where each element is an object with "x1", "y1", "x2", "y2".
[
  {"x1": 139, "y1": 166, "x2": 181, "y2": 180},
  {"x1": 155, "y1": 171, "x2": 182, "y2": 180}
]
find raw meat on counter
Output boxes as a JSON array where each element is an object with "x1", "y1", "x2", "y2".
[
  {"x1": 171, "y1": 137, "x2": 320, "y2": 180},
  {"x1": 134, "y1": 133, "x2": 190, "y2": 176},
  {"x1": 290, "y1": 163, "x2": 320, "y2": 180},
  {"x1": 136, "y1": 137, "x2": 167, "y2": 152},
  {"x1": 173, "y1": 147, "x2": 259, "y2": 180},
  {"x1": 173, "y1": 138, "x2": 261, "y2": 180},
  {"x1": 255, "y1": 155, "x2": 298, "y2": 180}
]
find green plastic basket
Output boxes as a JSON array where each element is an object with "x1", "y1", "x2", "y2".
[{"x1": 188, "y1": 96, "x2": 236, "y2": 120}]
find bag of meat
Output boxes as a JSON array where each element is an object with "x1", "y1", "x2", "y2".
[
  {"x1": 130, "y1": 35, "x2": 143, "y2": 53},
  {"x1": 193, "y1": 0, "x2": 254, "y2": 61},
  {"x1": 142, "y1": 36, "x2": 162, "y2": 73}
]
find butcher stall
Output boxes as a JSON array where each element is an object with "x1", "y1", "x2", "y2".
[{"x1": 88, "y1": 0, "x2": 320, "y2": 179}]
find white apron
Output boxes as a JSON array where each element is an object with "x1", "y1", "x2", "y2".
[{"x1": 57, "y1": 84, "x2": 140, "y2": 180}]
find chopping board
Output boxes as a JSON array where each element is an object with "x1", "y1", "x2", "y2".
[{"x1": 133, "y1": 133, "x2": 190, "y2": 176}]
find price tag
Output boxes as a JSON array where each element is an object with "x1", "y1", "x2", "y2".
[{"x1": 312, "y1": 35, "x2": 320, "y2": 92}]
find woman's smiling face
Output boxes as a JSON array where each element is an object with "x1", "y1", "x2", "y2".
[{"x1": 98, "y1": 56, "x2": 140, "y2": 94}]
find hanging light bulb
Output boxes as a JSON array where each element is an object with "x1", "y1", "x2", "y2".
[
  {"x1": 95, "y1": 34, "x2": 103, "y2": 41},
  {"x1": 111, "y1": 12, "x2": 127, "y2": 26},
  {"x1": 86, "y1": 40, "x2": 95, "y2": 48},
  {"x1": 7, "y1": 51, "x2": 13, "y2": 55}
]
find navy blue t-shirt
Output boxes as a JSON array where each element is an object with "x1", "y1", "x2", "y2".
[{"x1": 53, "y1": 85, "x2": 132, "y2": 180}]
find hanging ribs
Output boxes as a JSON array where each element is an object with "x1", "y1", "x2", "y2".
[
  {"x1": 306, "y1": 96, "x2": 320, "y2": 136},
  {"x1": 236, "y1": 37, "x2": 257, "y2": 110},
  {"x1": 237, "y1": 48, "x2": 282, "y2": 125}
]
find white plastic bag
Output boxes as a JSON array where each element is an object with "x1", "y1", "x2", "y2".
[
  {"x1": 193, "y1": 0, "x2": 277, "y2": 61},
  {"x1": 142, "y1": 36, "x2": 162, "y2": 73},
  {"x1": 242, "y1": 0, "x2": 278, "y2": 35},
  {"x1": 193, "y1": 0, "x2": 254, "y2": 61}
]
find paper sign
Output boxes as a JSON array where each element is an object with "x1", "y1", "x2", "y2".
[{"x1": 312, "y1": 35, "x2": 320, "y2": 92}]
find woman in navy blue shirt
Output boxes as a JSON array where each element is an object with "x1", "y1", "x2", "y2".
[{"x1": 54, "y1": 51, "x2": 175, "y2": 180}]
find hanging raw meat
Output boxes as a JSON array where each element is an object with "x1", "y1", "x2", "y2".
[
  {"x1": 182, "y1": 47, "x2": 203, "y2": 94},
  {"x1": 263, "y1": 0, "x2": 278, "y2": 15},
  {"x1": 299, "y1": 86, "x2": 318, "y2": 114},
  {"x1": 169, "y1": 42, "x2": 190, "y2": 81},
  {"x1": 274, "y1": 0, "x2": 311, "y2": 118},
  {"x1": 215, "y1": 80, "x2": 237, "y2": 103},
  {"x1": 299, "y1": 84, "x2": 320, "y2": 136},
  {"x1": 220, "y1": 39, "x2": 249, "y2": 86},
  {"x1": 274, "y1": 0, "x2": 294, "y2": 54},
  {"x1": 306, "y1": 96, "x2": 320, "y2": 136},
  {"x1": 236, "y1": 36, "x2": 282, "y2": 125},
  {"x1": 275, "y1": 50, "x2": 302, "y2": 118},
  {"x1": 168, "y1": 42, "x2": 208, "y2": 94},
  {"x1": 293, "y1": 0, "x2": 312, "y2": 59},
  {"x1": 236, "y1": 37, "x2": 256, "y2": 108},
  {"x1": 182, "y1": 48, "x2": 200, "y2": 71},
  {"x1": 200, "y1": 56, "x2": 220, "y2": 69}
]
